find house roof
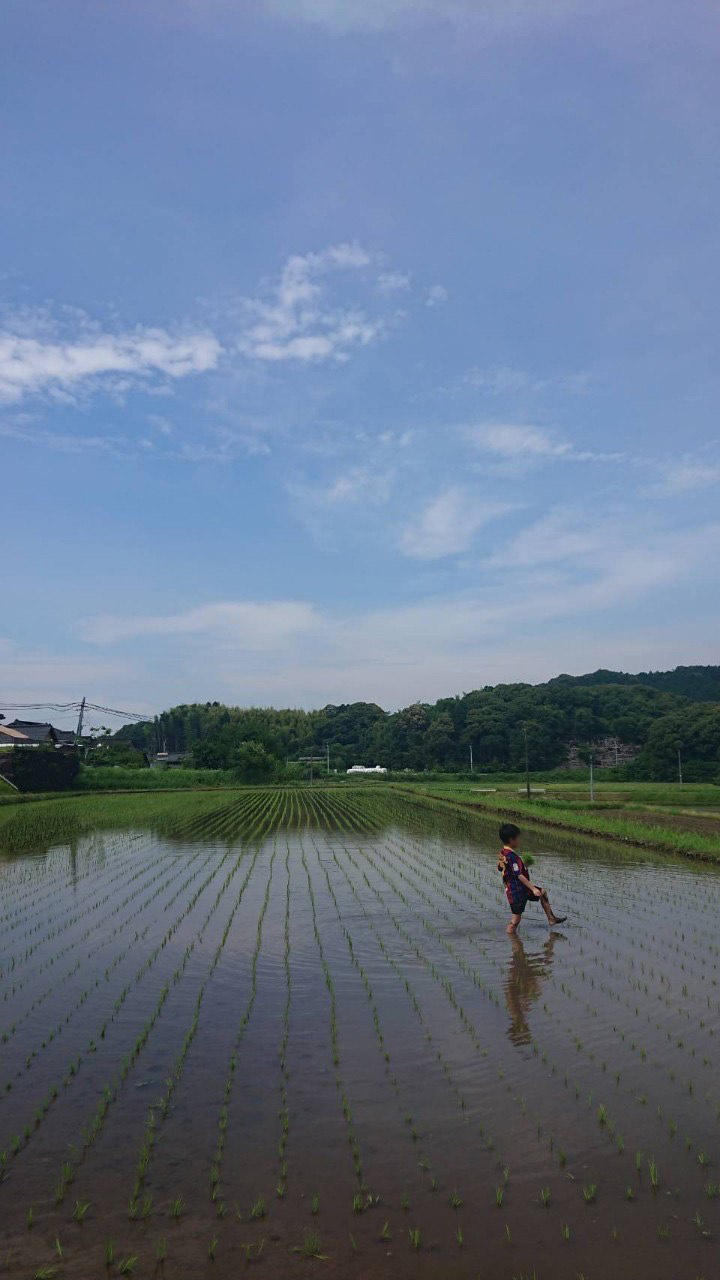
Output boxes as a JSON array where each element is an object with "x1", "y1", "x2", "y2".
[
  {"x1": 6, "y1": 720, "x2": 57, "y2": 743},
  {"x1": 0, "y1": 727, "x2": 32, "y2": 743}
]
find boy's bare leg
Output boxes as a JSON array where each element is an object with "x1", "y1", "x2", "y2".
[
  {"x1": 507, "y1": 912, "x2": 523, "y2": 934},
  {"x1": 538, "y1": 889, "x2": 565, "y2": 926}
]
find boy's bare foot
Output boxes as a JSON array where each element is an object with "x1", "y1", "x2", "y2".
[{"x1": 550, "y1": 915, "x2": 567, "y2": 925}]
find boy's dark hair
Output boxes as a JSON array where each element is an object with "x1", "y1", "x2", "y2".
[{"x1": 499, "y1": 822, "x2": 521, "y2": 843}]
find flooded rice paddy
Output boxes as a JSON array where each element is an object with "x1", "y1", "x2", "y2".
[{"x1": 1, "y1": 785, "x2": 720, "y2": 1280}]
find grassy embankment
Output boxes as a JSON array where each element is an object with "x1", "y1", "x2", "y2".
[{"x1": 395, "y1": 778, "x2": 720, "y2": 861}]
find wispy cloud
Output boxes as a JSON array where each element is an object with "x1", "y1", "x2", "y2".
[
  {"x1": 261, "y1": 0, "x2": 592, "y2": 36},
  {"x1": 399, "y1": 486, "x2": 513, "y2": 559},
  {"x1": 464, "y1": 422, "x2": 626, "y2": 468},
  {"x1": 645, "y1": 454, "x2": 720, "y2": 496},
  {"x1": 81, "y1": 600, "x2": 320, "y2": 646},
  {"x1": 464, "y1": 366, "x2": 592, "y2": 395},
  {"x1": 425, "y1": 284, "x2": 449, "y2": 308},
  {"x1": 376, "y1": 272, "x2": 412, "y2": 295},
  {"x1": 0, "y1": 314, "x2": 221, "y2": 405},
  {"x1": 237, "y1": 243, "x2": 386, "y2": 364},
  {"x1": 77, "y1": 514, "x2": 720, "y2": 708}
]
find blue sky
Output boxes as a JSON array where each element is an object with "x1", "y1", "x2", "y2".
[{"x1": 2, "y1": 0, "x2": 719, "y2": 724}]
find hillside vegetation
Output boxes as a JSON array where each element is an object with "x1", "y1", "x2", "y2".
[{"x1": 115, "y1": 665, "x2": 720, "y2": 782}]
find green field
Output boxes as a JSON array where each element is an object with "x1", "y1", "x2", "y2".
[
  {"x1": 394, "y1": 779, "x2": 720, "y2": 861},
  {"x1": 1, "y1": 785, "x2": 719, "y2": 1280}
]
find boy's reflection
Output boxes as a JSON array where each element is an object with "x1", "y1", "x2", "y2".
[{"x1": 504, "y1": 932, "x2": 561, "y2": 1046}]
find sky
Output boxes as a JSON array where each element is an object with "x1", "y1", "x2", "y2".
[{"x1": 2, "y1": 0, "x2": 719, "y2": 727}]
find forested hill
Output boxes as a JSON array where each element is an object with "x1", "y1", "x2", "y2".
[
  {"x1": 116, "y1": 665, "x2": 720, "y2": 782},
  {"x1": 548, "y1": 665, "x2": 720, "y2": 702}
]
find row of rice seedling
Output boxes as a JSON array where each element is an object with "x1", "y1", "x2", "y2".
[
  {"x1": 127, "y1": 843, "x2": 265, "y2": 1222},
  {"x1": 46, "y1": 843, "x2": 260, "y2": 1210},
  {"x1": 209, "y1": 843, "x2": 278, "y2": 1210},
  {"x1": 308, "y1": 831, "x2": 459, "y2": 1211},
  {"x1": 1, "y1": 844, "x2": 247, "y2": 1181},
  {"x1": 1, "y1": 843, "x2": 208, "y2": 1059}
]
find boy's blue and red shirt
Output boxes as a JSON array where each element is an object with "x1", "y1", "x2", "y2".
[{"x1": 499, "y1": 847, "x2": 530, "y2": 908}]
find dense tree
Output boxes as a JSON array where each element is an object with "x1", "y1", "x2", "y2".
[{"x1": 113, "y1": 666, "x2": 720, "y2": 780}]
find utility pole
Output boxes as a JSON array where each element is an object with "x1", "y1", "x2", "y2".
[
  {"x1": 677, "y1": 746, "x2": 683, "y2": 787},
  {"x1": 523, "y1": 724, "x2": 531, "y2": 798},
  {"x1": 75, "y1": 696, "x2": 86, "y2": 744},
  {"x1": 589, "y1": 750, "x2": 595, "y2": 803},
  {"x1": 326, "y1": 741, "x2": 330, "y2": 776},
  {"x1": 469, "y1": 742, "x2": 473, "y2": 773}
]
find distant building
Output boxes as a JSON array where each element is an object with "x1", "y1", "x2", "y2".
[
  {"x1": 346, "y1": 764, "x2": 387, "y2": 774},
  {"x1": 0, "y1": 726, "x2": 33, "y2": 746},
  {"x1": 151, "y1": 751, "x2": 190, "y2": 769},
  {"x1": 4, "y1": 720, "x2": 57, "y2": 744}
]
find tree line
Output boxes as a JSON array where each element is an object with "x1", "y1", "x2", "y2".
[{"x1": 114, "y1": 666, "x2": 720, "y2": 782}]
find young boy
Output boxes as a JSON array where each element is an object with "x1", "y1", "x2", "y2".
[{"x1": 498, "y1": 822, "x2": 566, "y2": 934}]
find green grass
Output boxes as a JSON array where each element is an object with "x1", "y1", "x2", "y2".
[
  {"x1": 0, "y1": 789, "x2": 244, "y2": 856},
  {"x1": 396, "y1": 781, "x2": 720, "y2": 861}
]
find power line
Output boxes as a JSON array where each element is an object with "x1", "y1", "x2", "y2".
[{"x1": 0, "y1": 700, "x2": 150, "y2": 722}]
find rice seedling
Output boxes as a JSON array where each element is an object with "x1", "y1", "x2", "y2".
[
  {"x1": 408, "y1": 1227, "x2": 422, "y2": 1251},
  {"x1": 311, "y1": 1195, "x2": 319, "y2": 1215},
  {"x1": 34, "y1": 1270, "x2": 56, "y2": 1280},
  {"x1": 561, "y1": 1224, "x2": 571, "y2": 1240},
  {"x1": 250, "y1": 1195, "x2": 265, "y2": 1219},
  {"x1": 540, "y1": 1187, "x2": 551, "y2": 1207},
  {"x1": 170, "y1": 1195, "x2": 185, "y2": 1218},
  {"x1": 73, "y1": 1199, "x2": 90, "y2": 1222},
  {"x1": 208, "y1": 1236, "x2": 218, "y2": 1260},
  {"x1": 583, "y1": 1183, "x2": 597, "y2": 1203},
  {"x1": 294, "y1": 1230, "x2": 326, "y2": 1259},
  {"x1": 455, "y1": 1225, "x2": 464, "y2": 1247},
  {"x1": 155, "y1": 1237, "x2": 167, "y2": 1262},
  {"x1": 449, "y1": 1189, "x2": 462, "y2": 1208},
  {"x1": 495, "y1": 1186, "x2": 504, "y2": 1207},
  {"x1": 117, "y1": 1259, "x2": 138, "y2": 1277}
]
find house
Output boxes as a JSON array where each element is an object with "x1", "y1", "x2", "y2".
[
  {"x1": 151, "y1": 751, "x2": 190, "y2": 769},
  {"x1": 0, "y1": 726, "x2": 33, "y2": 747},
  {"x1": 5, "y1": 719, "x2": 58, "y2": 745},
  {"x1": 346, "y1": 764, "x2": 387, "y2": 774},
  {"x1": 54, "y1": 729, "x2": 78, "y2": 745}
]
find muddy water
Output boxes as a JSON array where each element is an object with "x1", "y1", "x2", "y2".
[{"x1": 1, "y1": 787, "x2": 719, "y2": 1280}]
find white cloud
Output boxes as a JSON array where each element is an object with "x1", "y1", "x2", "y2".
[
  {"x1": 646, "y1": 456, "x2": 720, "y2": 496},
  {"x1": 237, "y1": 243, "x2": 385, "y2": 364},
  {"x1": 74, "y1": 516, "x2": 720, "y2": 709},
  {"x1": 425, "y1": 284, "x2": 449, "y2": 307},
  {"x1": 262, "y1": 0, "x2": 591, "y2": 35},
  {"x1": 464, "y1": 422, "x2": 626, "y2": 468},
  {"x1": 376, "y1": 272, "x2": 412, "y2": 295},
  {"x1": 80, "y1": 600, "x2": 320, "y2": 646},
  {"x1": 466, "y1": 422, "x2": 571, "y2": 458},
  {"x1": 464, "y1": 366, "x2": 592, "y2": 395},
  {"x1": 0, "y1": 321, "x2": 221, "y2": 404},
  {"x1": 399, "y1": 486, "x2": 513, "y2": 559}
]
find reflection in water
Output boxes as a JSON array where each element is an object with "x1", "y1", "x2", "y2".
[{"x1": 504, "y1": 932, "x2": 562, "y2": 1046}]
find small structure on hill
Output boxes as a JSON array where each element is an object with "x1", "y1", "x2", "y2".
[{"x1": 346, "y1": 764, "x2": 387, "y2": 774}]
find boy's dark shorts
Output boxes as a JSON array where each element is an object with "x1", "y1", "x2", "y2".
[{"x1": 507, "y1": 893, "x2": 535, "y2": 915}]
